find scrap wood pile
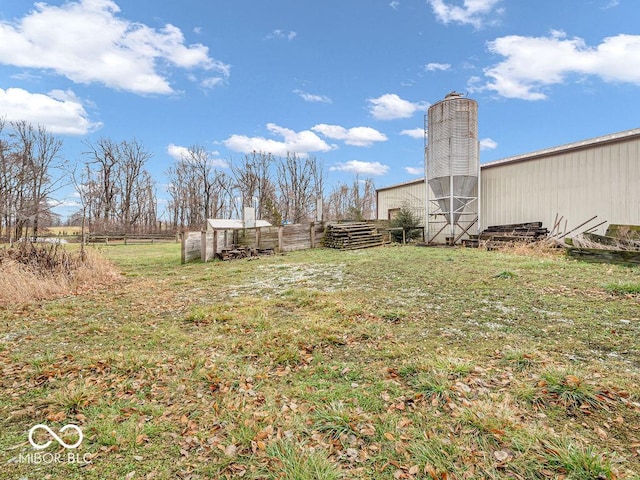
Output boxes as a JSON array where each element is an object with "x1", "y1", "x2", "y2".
[
  {"x1": 566, "y1": 224, "x2": 640, "y2": 265},
  {"x1": 323, "y1": 222, "x2": 385, "y2": 250},
  {"x1": 217, "y1": 246, "x2": 274, "y2": 261},
  {"x1": 479, "y1": 221, "x2": 549, "y2": 249}
]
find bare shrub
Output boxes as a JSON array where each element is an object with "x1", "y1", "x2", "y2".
[{"x1": 0, "y1": 243, "x2": 120, "y2": 304}]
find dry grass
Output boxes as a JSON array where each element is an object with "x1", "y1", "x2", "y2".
[
  {"x1": 2, "y1": 243, "x2": 639, "y2": 479},
  {"x1": 484, "y1": 238, "x2": 564, "y2": 258},
  {"x1": 0, "y1": 243, "x2": 120, "y2": 304}
]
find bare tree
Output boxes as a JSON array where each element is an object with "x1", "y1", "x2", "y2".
[
  {"x1": 275, "y1": 153, "x2": 323, "y2": 224},
  {"x1": 81, "y1": 137, "x2": 156, "y2": 233},
  {"x1": 231, "y1": 151, "x2": 276, "y2": 220},
  {"x1": 117, "y1": 139, "x2": 152, "y2": 232},
  {"x1": 165, "y1": 145, "x2": 232, "y2": 229},
  {"x1": 325, "y1": 176, "x2": 376, "y2": 221},
  {"x1": 83, "y1": 138, "x2": 120, "y2": 231},
  {"x1": 11, "y1": 121, "x2": 65, "y2": 237}
]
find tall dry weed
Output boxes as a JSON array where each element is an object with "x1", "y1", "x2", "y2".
[{"x1": 0, "y1": 243, "x2": 120, "y2": 304}]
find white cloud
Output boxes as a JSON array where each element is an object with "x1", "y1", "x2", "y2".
[
  {"x1": 330, "y1": 160, "x2": 389, "y2": 176},
  {"x1": 312, "y1": 124, "x2": 387, "y2": 147},
  {"x1": 267, "y1": 29, "x2": 297, "y2": 41},
  {"x1": 400, "y1": 128, "x2": 425, "y2": 139},
  {"x1": 223, "y1": 123, "x2": 334, "y2": 156},
  {"x1": 390, "y1": 1, "x2": 400, "y2": 9},
  {"x1": 367, "y1": 93, "x2": 428, "y2": 120},
  {"x1": 0, "y1": 87, "x2": 100, "y2": 135},
  {"x1": 201, "y1": 77, "x2": 225, "y2": 89},
  {"x1": 167, "y1": 144, "x2": 228, "y2": 167},
  {"x1": 425, "y1": 62, "x2": 451, "y2": 71},
  {"x1": 480, "y1": 137, "x2": 497, "y2": 150},
  {"x1": 293, "y1": 89, "x2": 332, "y2": 103},
  {"x1": 0, "y1": 0, "x2": 227, "y2": 95},
  {"x1": 479, "y1": 32, "x2": 640, "y2": 100},
  {"x1": 428, "y1": 0, "x2": 503, "y2": 28},
  {"x1": 404, "y1": 166, "x2": 424, "y2": 175}
]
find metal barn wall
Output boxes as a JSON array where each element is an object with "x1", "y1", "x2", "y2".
[
  {"x1": 480, "y1": 132, "x2": 640, "y2": 235},
  {"x1": 376, "y1": 180, "x2": 426, "y2": 224}
]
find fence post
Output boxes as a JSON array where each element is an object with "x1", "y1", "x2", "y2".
[
  {"x1": 213, "y1": 230, "x2": 218, "y2": 260},
  {"x1": 310, "y1": 222, "x2": 315, "y2": 249},
  {"x1": 278, "y1": 226, "x2": 284, "y2": 252},
  {"x1": 255, "y1": 227, "x2": 261, "y2": 249},
  {"x1": 201, "y1": 231, "x2": 208, "y2": 262}
]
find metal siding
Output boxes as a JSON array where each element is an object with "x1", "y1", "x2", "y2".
[
  {"x1": 481, "y1": 136, "x2": 640, "y2": 234},
  {"x1": 377, "y1": 182, "x2": 426, "y2": 224}
]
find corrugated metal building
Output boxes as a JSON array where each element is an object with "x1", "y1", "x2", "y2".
[{"x1": 377, "y1": 128, "x2": 640, "y2": 237}]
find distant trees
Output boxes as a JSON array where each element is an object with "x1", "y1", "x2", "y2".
[
  {"x1": 165, "y1": 145, "x2": 233, "y2": 229},
  {"x1": 80, "y1": 138, "x2": 158, "y2": 233},
  {"x1": 165, "y1": 150, "x2": 327, "y2": 230},
  {"x1": 326, "y1": 176, "x2": 376, "y2": 221},
  {"x1": 275, "y1": 153, "x2": 324, "y2": 224},
  {"x1": 0, "y1": 117, "x2": 376, "y2": 236},
  {"x1": 0, "y1": 120, "x2": 65, "y2": 239}
]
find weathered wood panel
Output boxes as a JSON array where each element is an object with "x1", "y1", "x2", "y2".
[
  {"x1": 567, "y1": 247, "x2": 640, "y2": 266},
  {"x1": 181, "y1": 231, "x2": 202, "y2": 264}
]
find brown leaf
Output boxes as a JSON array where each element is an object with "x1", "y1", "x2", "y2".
[
  {"x1": 384, "y1": 432, "x2": 395, "y2": 441},
  {"x1": 564, "y1": 375, "x2": 581, "y2": 387},
  {"x1": 493, "y1": 450, "x2": 510, "y2": 462},
  {"x1": 595, "y1": 427, "x2": 608, "y2": 440}
]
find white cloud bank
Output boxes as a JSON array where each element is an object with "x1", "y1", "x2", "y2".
[
  {"x1": 224, "y1": 122, "x2": 388, "y2": 155},
  {"x1": 0, "y1": 0, "x2": 228, "y2": 95},
  {"x1": 400, "y1": 128, "x2": 425, "y2": 139},
  {"x1": 312, "y1": 124, "x2": 387, "y2": 147},
  {"x1": 330, "y1": 160, "x2": 389, "y2": 176},
  {"x1": 367, "y1": 94, "x2": 428, "y2": 120},
  {"x1": 0, "y1": 87, "x2": 100, "y2": 135},
  {"x1": 477, "y1": 31, "x2": 640, "y2": 100},
  {"x1": 224, "y1": 123, "x2": 334, "y2": 156},
  {"x1": 428, "y1": 0, "x2": 503, "y2": 29}
]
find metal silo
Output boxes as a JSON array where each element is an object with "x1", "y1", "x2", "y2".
[{"x1": 425, "y1": 92, "x2": 479, "y2": 244}]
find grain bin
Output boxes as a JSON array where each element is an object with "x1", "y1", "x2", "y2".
[{"x1": 425, "y1": 92, "x2": 479, "y2": 244}]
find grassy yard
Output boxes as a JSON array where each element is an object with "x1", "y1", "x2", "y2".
[{"x1": 1, "y1": 243, "x2": 639, "y2": 479}]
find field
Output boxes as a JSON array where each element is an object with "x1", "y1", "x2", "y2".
[{"x1": 1, "y1": 243, "x2": 639, "y2": 479}]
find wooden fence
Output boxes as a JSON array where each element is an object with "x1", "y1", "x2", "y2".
[{"x1": 181, "y1": 222, "x2": 326, "y2": 263}]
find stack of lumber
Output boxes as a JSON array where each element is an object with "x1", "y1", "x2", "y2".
[
  {"x1": 480, "y1": 222, "x2": 548, "y2": 248},
  {"x1": 324, "y1": 222, "x2": 384, "y2": 250}
]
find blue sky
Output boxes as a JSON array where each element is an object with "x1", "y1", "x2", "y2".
[{"x1": 0, "y1": 0, "x2": 639, "y2": 219}]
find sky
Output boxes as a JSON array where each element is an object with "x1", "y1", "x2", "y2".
[{"x1": 0, "y1": 0, "x2": 639, "y2": 220}]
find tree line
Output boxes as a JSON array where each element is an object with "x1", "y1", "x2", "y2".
[{"x1": 0, "y1": 121, "x2": 377, "y2": 238}]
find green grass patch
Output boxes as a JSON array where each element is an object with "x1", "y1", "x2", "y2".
[{"x1": 1, "y1": 243, "x2": 639, "y2": 478}]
